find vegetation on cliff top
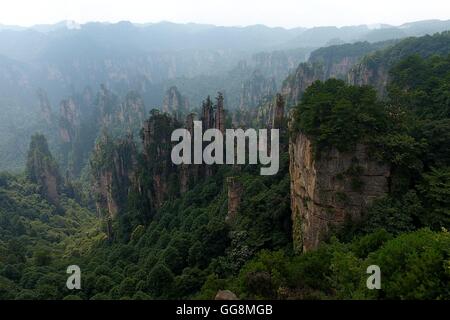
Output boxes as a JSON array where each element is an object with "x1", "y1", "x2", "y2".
[{"x1": 292, "y1": 79, "x2": 388, "y2": 153}]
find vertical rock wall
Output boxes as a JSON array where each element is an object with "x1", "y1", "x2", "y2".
[
  {"x1": 227, "y1": 177, "x2": 243, "y2": 222},
  {"x1": 289, "y1": 132, "x2": 390, "y2": 252}
]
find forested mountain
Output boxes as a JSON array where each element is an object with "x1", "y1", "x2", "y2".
[
  {"x1": 0, "y1": 22, "x2": 449, "y2": 300},
  {"x1": 283, "y1": 32, "x2": 450, "y2": 106},
  {"x1": 349, "y1": 31, "x2": 450, "y2": 93}
]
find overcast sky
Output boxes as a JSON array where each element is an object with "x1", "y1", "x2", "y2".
[{"x1": 1, "y1": 0, "x2": 449, "y2": 28}]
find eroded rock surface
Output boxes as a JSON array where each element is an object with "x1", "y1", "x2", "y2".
[{"x1": 289, "y1": 132, "x2": 390, "y2": 252}]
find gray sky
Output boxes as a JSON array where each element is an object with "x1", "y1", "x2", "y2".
[{"x1": 1, "y1": 0, "x2": 449, "y2": 28}]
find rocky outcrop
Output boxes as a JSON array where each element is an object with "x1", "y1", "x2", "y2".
[
  {"x1": 249, "y1": 49, "x2": 308, "y2": 84},
  {"x1": 162, "y1": 86, "x2": 189, "y2": 120},
  {"x1": 281, "y1": 58, "x2": 358, "y2": 107},
  {"x1": 281, "y1": 41, "x2": 394, "y2": 107},
  {"x1": 59, "y1": 98, "x2": 79, "y2": 143},
  {"x1": 289, "y1": 132, "x2": 390, "y2": 252},
  {"x1": 215, "y1": 93, "x2": 225, "y2": 134},
  {"x1": 141, "y1": 111, "x2": 181, "y2": 208},
  {"x1": 201, "y1": 93, "x2": 225, "y2": 132},
  {"x1": 256, "y1": 93, "x2": 285, "y2": 130},
  {"x1": 226, "y1": 177, "x2": 243, "y2": 222},
  {"x1": 140, "y1": 92, "x2": 228, "y2": 208},
  {"x1": 201, "y1": 96, "x2": 215, "y2": 129},
  {"x1": 179, "y1": 113, "x2": 199, "y2": 194},
  {"x1": 348, "y1": 59, "x2": 390, "y2": 97},
  {"x1": 91, "y1": 134, "x2": 137, "y2": 235},
  {"x1": 272, "y1": 94, "x2": 285, "y2": 129},
  {"x1": 90, "y1": 93, "x2": 229, "y2": 238},
  {"x1": 96, "y1": 84, "x2": 120, "y2": 128},
  {"x1": 199, "y1": 93, "x2": 226, "y2": 176},
  {"x1": 119, "y1": 91, "x2": 146, "y2": 131},
  {"x1": 57, "y1": 86, "x2": 146, "y2": 178},
  {"x1": 26, "y1": 134, "x2": 62, "y2": 205},
  {"x1": 215, "y1": 290, "x2": 239, "y2": 300},
  {"x1": 281, "y1": 63, "x2": 326, "y2": 107}
]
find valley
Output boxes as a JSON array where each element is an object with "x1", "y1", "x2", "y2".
[{"x1": 0, "y1": 20, "x2": 449, "y2": 300}]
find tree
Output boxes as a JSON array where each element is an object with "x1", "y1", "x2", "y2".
[
  {"x1": 33, "y1": 249, "x2": 52, "y2": 266},
  {"x1": 95, "y1": 275, "x2": 114, "y2": 293},
  {"x1": 147, "y1": 264, "x2": 174, "y2": 298},
  {"x1": 417, "y1": 167, "x2": 450, "y2": 229},
  {"x1": 118, "y1": 277, "x2": 137, "y2": 298}
]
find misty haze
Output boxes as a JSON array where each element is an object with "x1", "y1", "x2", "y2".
[{"x1": 0, "y1": 0, "x2": 449, "y2": 305}]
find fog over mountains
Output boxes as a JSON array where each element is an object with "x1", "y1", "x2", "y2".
[
  {"x1": 0, "y1": 10, "x2": 450, "y2": 301},
  {"x1": 0, "y1": 18, "x2": 449, "y2": 171},
  {"x1": 1, "y1": 19, "x2": 449, "y2": 100}
]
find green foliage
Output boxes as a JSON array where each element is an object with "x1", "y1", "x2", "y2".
[
  {"x1": 359, "y1": 31, "x2": 450, "y2": 75},
  {"x1": 309, "y1": 40, "x2": 396, "y2": 71},
  {"x1": 365, "y1": 229, "x2": 450, "y2": 299},
  {"x1": 417, "y1": 167, "x2": 450, "y2": 229},
  {"x1": 359, "y1": 192, "x2": 421, "y2": 236},
  {"x1": 147, "y1": 264, "x2": 174, "y2": 298},
  {"x1": 292, "y1": 79, "x2": 388, "y2": 153},
  {"x1": 388, "y1": 54, "x2": 450, "y2": 119},
  {"x1": 33, "y1": 249, "x2": 52, "y2": 267},
  {"x1": 0, "y1": 171, "x2": 101, "y2": 300},
  {"x1": 236, "y1": 250, "x2": 288, "y2": 299},
  {"x1": 224, "y1": 229, "x2": 450, "y2": 300}
]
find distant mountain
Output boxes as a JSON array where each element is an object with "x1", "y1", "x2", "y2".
[
  {"x1": 0, "y1": 24, "x2": 25, "y2": 31},
  {"x1": 399, "y1": 19, "x2": 450, "y2": 36},
  {"x1": 290, "y1": 19, "x2": 450, "y2": 47}
]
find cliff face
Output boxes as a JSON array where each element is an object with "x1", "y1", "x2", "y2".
[
  {"x1": 37, "y1": 88, "x2": 53, "y2": 125},
  {"x1": 239, "y1": 70, "x2": 276, "y2": 109},
  {"x1": 226, "y1": 177, "x2": 243, "y2": 222},
  {"x1": 96, "y1": 85, "x2": 120, "y2": 128},
  {"x1": 59, "y1": 98, "x2": 80, "y2": 143},
  {"x1": 281, "y1": 41, "x2": 394, "y2": 107},
  {"x1": 256, "y1": 93, "x2": 285, "y2": 129},
  {"x1": 289, "y1": 132, "x2": 390, "y2": 252},
  {"x1": 57, "y1": 86, "x2": 146, "y2": 177},
  {"x1": 91, "y1": 135, "x2": 137, "y2": 231},
  {"x1": 249, "y1": 49, "x2": 308, "y2": 84},
  {"x1": 141, "y1": 111, "x2": 181, "y2": 208},
  {"x1": 348, "y1": 61, "x2": 390, "y2": 96},
  {"x1": 118, "y1": 91, "x2": 146, "y2": 136},
  {"x1": 281, "y1": 63, "x2": 326, "y2": 107},
  {"x1": 281, "y1": 58, "x2": 359, "y2": 107}
]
